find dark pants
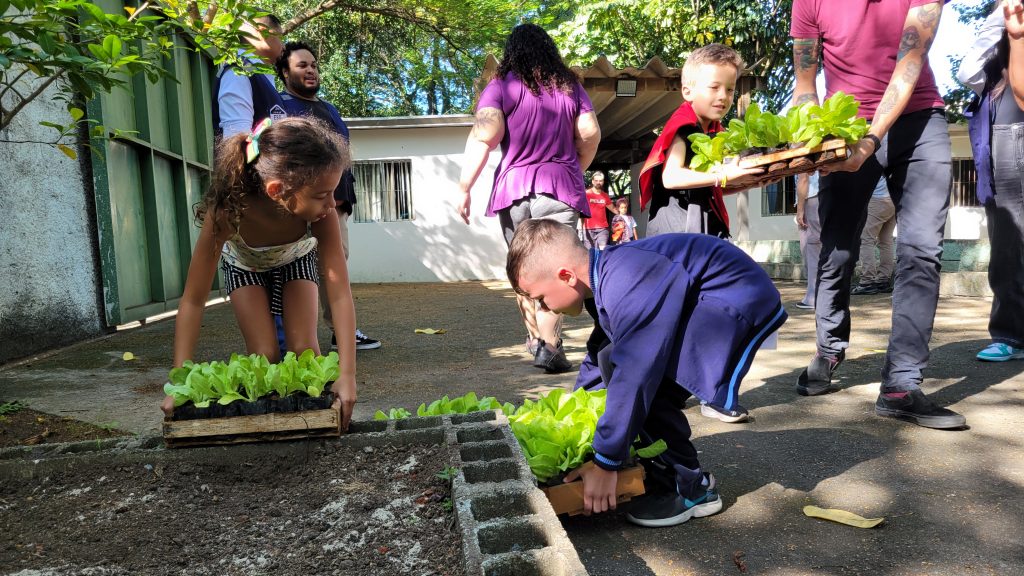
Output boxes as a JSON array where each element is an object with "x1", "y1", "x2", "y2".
[
  {"x1": 815, "y1": 108, "x2": 951, "y2": 392},
  {"x1": 583, "y1": 227, "x2": 610, "y2": 250},
  {"x1": 800, "y1": 196, "x2": 822, "y2": 305},
  {"x1": 596, "y1": 343, "x2": 703, "y2": 495},
  {"x1": 987, "y1": 125, "x2": 1024, "y2": 347}
]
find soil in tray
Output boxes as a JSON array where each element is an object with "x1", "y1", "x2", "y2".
[
  {"x1": 0, "y1": 402, "x2": 130, "y2": 448},
  {"x1": 0, "y1": 442, "x2": 463, "y2": 576}
]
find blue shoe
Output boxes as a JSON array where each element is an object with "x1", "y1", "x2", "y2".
[
  {"x1": 976, "y1": 342, "x2": 1024, "y2": 362},
  {"x1": 626, "y1": 473, "x2": 723, "y2": 528}
]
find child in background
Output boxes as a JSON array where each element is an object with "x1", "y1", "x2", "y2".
[
  {"x1": 507, "y1": 220, "x2": 786, "y2": 527},
  {"x1": 638, "y1": 43, "x2": 763, "y2": 239},
  {"x1": 161, "y1": 117, "x2": 358, "y2": 431},
  {"x1": 609, "y1": 198, "x2": 637, "y2": 245}
]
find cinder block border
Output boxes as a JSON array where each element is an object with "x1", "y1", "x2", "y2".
[{"x1": 0, "y1": 410, "x2": 588, "y2": 576}]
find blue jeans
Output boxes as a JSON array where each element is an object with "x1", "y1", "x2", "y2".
[{"x1": 814, "y1": 108, "x2": 951, "y2": 392}]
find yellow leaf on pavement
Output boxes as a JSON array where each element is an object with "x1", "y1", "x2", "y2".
[
  {"x1": 122, "y1": 351, "x2": 135, "y2": 361},
  {"x1": 803, "y1": 505, "x2": 883, "y2": 528},
  {"x1": 414, "y1": 328, "x2": 446, "y2": 335}
]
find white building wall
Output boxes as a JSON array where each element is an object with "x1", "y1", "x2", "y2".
[
  {"x1": 0, "y1": 83, "x2": 104, "y2": 362},
  {"x1": 347, "y1": 124, "x2": 507, "y2": 282}
]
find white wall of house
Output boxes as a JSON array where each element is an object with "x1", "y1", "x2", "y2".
[
  {"x1": 347, "y1": 117, "x2": 508, "y2": 283},
  {"x1": 0, "y1": 84, "x2": 105, "y2": 362},
  {"x1": 346, "y1": 119, "x2": 984, "y2": 284}
]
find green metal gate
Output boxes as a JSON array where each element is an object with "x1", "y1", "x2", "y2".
[{"x1": 88, "y1": 6, "x2": 216, "y2": 326}]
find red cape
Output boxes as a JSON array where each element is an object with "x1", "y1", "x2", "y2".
[{"x1": 638, "y1": 102, "x2": 728, "y2": 228}]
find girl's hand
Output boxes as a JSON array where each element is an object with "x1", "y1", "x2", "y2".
[
  {"x1": 457, "y1": 191, "x2": 472, "y2": 224},
  {"x1": 161, "y1": 395, "x2": 175, "y2": 417},
  {"x1": 564, "y1": 463, "x2": 618, "y2": 515},
  {"x1": 332, "y1": 373, "x2": 357, "y2": 432}
]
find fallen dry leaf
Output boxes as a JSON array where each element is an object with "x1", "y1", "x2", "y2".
[
  {"x1": 733, "y1": 550, "x2": 748, "y2": 573},
  {"x1": 803, "y1": 505, "x2": 884, "y2": 528},
  {"x1": 414, "y1": 328, "x2": 446, "y2": 335},
  {"x1": 23, "y1": 428, "x2": 51, "y2": 445}
]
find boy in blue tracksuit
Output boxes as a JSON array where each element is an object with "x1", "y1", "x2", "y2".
[{"x1": 507, "y1": 219, "x2": 786, "y2": 527}]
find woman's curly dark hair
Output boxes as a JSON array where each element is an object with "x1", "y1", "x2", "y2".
[
  {"x1": 497, "y1": 23, "x2": 578, "y2": 96},
  {"x1": 199, "y1": 117, "x2": 349, "y2": 235}
]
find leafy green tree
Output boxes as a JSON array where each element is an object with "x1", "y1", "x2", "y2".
[{"x1": 0, "y1": 0, "x2": 268, "y2": 153}]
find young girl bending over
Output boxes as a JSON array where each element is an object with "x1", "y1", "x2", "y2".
[{"x1": 161, "y1": 117, "x2": 357, "y2": 430}]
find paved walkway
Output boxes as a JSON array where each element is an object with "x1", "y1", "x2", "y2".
[{"x1": 2, "y1": 281, "x2": 1022, "y2": 575}]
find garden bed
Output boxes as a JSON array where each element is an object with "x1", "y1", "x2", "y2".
[
  {"x1": 0, "y1": 440, "x2": 463, "y2": 576},
  {"x1": 0, "y1": 401, "x2": 129, "y2": 448}
]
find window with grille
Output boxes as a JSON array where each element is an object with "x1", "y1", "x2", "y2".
[
  {"x1": 950, "y1": 158, "x2": 979, "y2": 207},
  {"x1": 761, "y1": 175, "x2": 798, "y2": 216},
  {"x1": 352, "y1": 160, "x2": 414, "y2": 222}
]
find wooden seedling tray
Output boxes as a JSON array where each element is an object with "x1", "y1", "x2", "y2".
[
  {"x1": 727, "y1": 137, "x2": 848, "y2": 190},
  {"x1": 541, "y1": 462, "x2": 646, "y2": 516},
  {"x1": 163, "y1": 405, "x2": 341, "y2": 448}
]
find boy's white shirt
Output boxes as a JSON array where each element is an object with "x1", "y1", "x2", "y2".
[{"x1": 217, "y1": 51, "x2": 278, "y2": 137}]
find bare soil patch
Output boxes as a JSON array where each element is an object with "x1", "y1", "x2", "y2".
[
  {"x1": 0, "y1": 441, "x2": 463, "y2": 576},
  {"x1": 0, "y1": 403, "x2": 129, "y2": 448}
]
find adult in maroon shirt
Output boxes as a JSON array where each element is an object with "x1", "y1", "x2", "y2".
[
  {"x1": 790, "y1": 0, "x2": 966, "y2": 429},
  {"x1": 582, "y1": 171, "x2": 616, "y2": 250}
]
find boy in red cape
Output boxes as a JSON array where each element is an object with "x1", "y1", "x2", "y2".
[{"x1": 638, "y1": 43, "x2": 762, "y2": 239}]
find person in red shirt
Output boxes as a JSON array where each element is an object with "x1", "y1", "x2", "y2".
[{"x1": 581, "y1": 171, "x2": 616, "y2": 250}]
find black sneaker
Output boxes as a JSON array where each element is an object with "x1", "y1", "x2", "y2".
[
  {"x1": 626, "y1": 473, "x2": 723, "y2": 528},
  {"x1": 851, "y1": 283, "x2": 880, "y2": 295},
  {"x1": 875, "y1": 390, "x2": 967, "y2": 429},
  {"x1": 795, "y1": 300, "x2": 814, "y2": 310},
  {"x1": 330, "y1": 330, "x2": 382, "y2": 351},
  {"x1": 699, "y1": 401, "x2": 750, "y2": 423},
  {"x1": 796, "y1": 352, "x2": 844, "y2": 396},
  {"x1": 355, "y1": 329, "x2": 381, "y2": 350},
  {"x1": 875, "y1": 281, "x2": 893, "y2": 293},
  {"x1": 532, "y1": 339, "x2": 573, "y2": 373}
]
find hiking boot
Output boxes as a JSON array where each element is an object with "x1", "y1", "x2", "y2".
[
  {"x1": 533, "y1": 339, "x2": 573, "y2": 373},
  {"x1": 355, "y1": 329, "x2": 381, "y2": 350},
  {"x1": 796, "y1": 352, "x2": 844, "y2": 396},
  {"x1": 976, "y1": 342, "x2": 1024, "y2": 362},
  {"x1": 700, "y1": 401, "x2": 750, "y2": 423},
  {"x1": 626, "y1": 473, "x2": 723, "y2": 528},
  {"x1": 875, "y1": 389, "x2": 967, "y2": 429},
  {"x1": 851, "y1": 282, "x2": 880, "y2": 295}
]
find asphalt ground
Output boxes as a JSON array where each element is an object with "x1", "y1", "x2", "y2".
[{"x1": 2, "y1": 281, "x2": 1022, "y2": 575}]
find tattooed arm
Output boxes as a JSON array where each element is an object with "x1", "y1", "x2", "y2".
[
  {"x1": 825, "y1": 1, "x2": 942, "y2": 174},
  {"x1": 791, "y1": 37, "x2": 822, "y2": 109},
  {"x1": 457, "y1": 106, "x2": 505, "y2": 224}
]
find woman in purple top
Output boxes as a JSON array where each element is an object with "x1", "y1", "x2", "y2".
[{"x1": 457, "y1": 23, "x2": 601, "y2": 373}]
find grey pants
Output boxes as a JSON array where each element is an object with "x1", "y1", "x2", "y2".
[
  {"x1": 799, "y1": 196, "x2": 822, "y2": 305},
  {"x1": 815, "y1": 108, "x2": 951, "y2": 392},
  {"x1": 987, "y1": 125, "x2": 1024, "y2": 347},
  {"x1": 498, "y1": 193, "x2": 580, "y2": 246},
  {"x1": 858, "y1": 195, "x2": 897, "y2": 284}
]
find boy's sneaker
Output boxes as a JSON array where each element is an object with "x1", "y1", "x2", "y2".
[
  {"x1": 626, "y1": 473, "x2": 723, "y2": 528},
  {"x1": 875, "y1": 389, "x2": 967, "y2": 429},
  {"x1": 330, "y1": 330, "x2": 383, "y2": 351},
  {"x1": 796, "y1": 352, "x2": 844, "y2": 396},
  {"x1": 795, "y1": 300, "x2": 814, "y2": 310},
  {"x1": 355, "y1": 329, "x2": 381, "y2": 350},
  {"x1": 700, "y1": 401, "x2": 749, "y2": 423},
  {"x1": 976, "y1": 342, "x2": 1024, "y2": 362},
  {"x1": 851, "y1": 282, "x2": 880, "y2": 295},
  {"x1": 533, "y1": 339, "x2": 573, "y2": 373}
]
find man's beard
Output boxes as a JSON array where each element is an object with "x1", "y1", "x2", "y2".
[
  {"x1": 289, "y1": 77, "x2": 319, "y2": 99},
  {"x1": 592, "y1": 182, "x2": 605, "y2": 191}
]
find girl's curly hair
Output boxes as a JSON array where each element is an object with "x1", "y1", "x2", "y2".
[
  {"x1": 496, "y1": 23, "x2": 579, "y2": 96},
  {"x1": 199, "y1": 117, "x2": 349, "y2": 235}
]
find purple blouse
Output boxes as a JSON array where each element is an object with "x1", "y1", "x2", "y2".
[{"x1": 476, "y1": 74, "x2": 594, "y2": 216}]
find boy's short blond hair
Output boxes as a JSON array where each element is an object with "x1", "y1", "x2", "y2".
[
  {"x1": 506, "y1": 219, "x2": 585, "y2": 295},
  {"x1": 682, "y1": 43, "x2": 744, "y2": 87}
]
